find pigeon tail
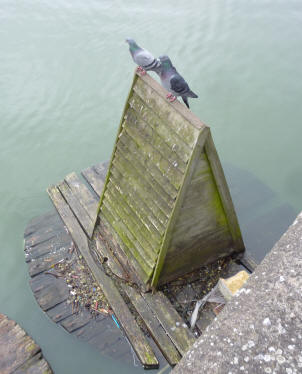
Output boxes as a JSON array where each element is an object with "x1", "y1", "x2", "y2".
[
  {"x1": 182, "y1": 96, "x2": 190, "y2": 108},
  {"x1": 187, "y1": 90, "x2": 198, "y2": 98}
]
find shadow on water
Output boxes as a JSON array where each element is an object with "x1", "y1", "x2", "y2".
[{"x1": 224, "y1": 163, "x2": 297, "y2": 263}]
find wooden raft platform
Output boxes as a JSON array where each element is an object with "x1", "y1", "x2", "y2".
[
  {"x1": 0, "y1": 314, "x2": 53, "y2": 374},
  {"x1": 24, "y1": 159, "x2": 257, "y2": 370}
]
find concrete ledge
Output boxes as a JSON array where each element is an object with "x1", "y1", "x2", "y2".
[{"x1": 173, "y1": 212, "x2": 302, "y2": 373}]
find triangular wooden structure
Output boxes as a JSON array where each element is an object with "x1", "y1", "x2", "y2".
[{"x1": 95, "y1": 71, "x2": 244, "y2": 289}]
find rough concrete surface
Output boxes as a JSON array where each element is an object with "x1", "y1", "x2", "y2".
[{"x1": 173, "y1": 212, "x2": 302, "y2": 374}]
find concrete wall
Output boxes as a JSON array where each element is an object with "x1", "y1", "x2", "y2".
[{"x1": 173, "y1": 212, "x2": 302, "y2": 373}]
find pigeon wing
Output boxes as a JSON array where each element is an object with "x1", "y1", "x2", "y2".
[
  {"x1": 170, "y1": 75, "x2": 190, "y2": 95},
  {"x1": 134, "y1": 50, "x2": 156, "y2": 68}
]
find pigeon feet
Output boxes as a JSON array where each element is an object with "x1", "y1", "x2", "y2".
[
  {"x1": 137, "y1": 66, "x2": 147, "y2": 75},
  {"x1": 166, "y1": 93, "x2": 173, "y2": 99},
  {"x1": 168, "y1": 95, "x2": 177, "y2": 103}
]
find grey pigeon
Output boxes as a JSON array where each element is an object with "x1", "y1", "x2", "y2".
[
  {"x1": 125, "y1": 38, "x2": 161, "y2": 75},
  {"x1": 158, "y1": 55, "x2": 198, "y2": 108}
]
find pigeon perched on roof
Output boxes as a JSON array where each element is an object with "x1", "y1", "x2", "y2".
[
  {"x1": 158, "y1": 55, "x2": 198, "y2": 108},
  {"x1": 125, "y1": 38, "x2": 161, "y2": 75}
]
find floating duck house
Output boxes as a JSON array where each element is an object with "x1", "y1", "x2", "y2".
[{"x1": 96, "y1": 71, "x2": 245, "y2": 289}]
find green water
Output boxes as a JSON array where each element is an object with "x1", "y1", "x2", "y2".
[{"x1": 1, "y1": 0, "x2": 302, "y2": 372}]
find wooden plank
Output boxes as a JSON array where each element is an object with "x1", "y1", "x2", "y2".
[
  {"x1": 119, "y1": 127, "x2": 180, "y2": 196},
  {"x1": 123, "y1": 285, "x2": 181, "y2": 366},
  {"x1": 151, "y1": 127, "x2": 210, "y2": 288},
  {"x1": 124, "y1": 119, "x2": 184, "y2": 190},
  {"x1": 204, "y1": 132, "x2": 245, "y2": 253},
  {"x1": 0, "y1": 314, "x2": 53, "y2": 374},
  {"x1": 82, "y1": 166, "x2": 105, "y2": 197},
  {"x1": 99, "y1": 214, "x2": 150, "y2": 287},
  {"x1": 133, "y1": 80, "x2": 199, "y2": 148},
  {"x1": 101, "y1": 201, "x2": 154, "y2": 277},
  {"x1": 64, "y1": 172, "x2": 99, "y2": 223},
  {"x1": 113, "y1": 151, "x2": 172, "y2": 218},
  {"x1": 116, "y1": 135, "x2": 176, "y2": 208},
  {"x1": 25, "y1": 234, "x2": 70, "y2": 262},
  {"x1": 24, "y1": 211, "x2": 60, "y2": 238},
  {"x1": 25, "y1": 230, "x2": 61, "y2": 249},
  {"x1": 28, "y1": 249, "x2": 69, "y2": 277},
  {"x1": 93, "y1": 161, "x2": 109, "y2": 180},
  {"x1": 110, "y1": 164, "x2": 168, "y2": 228},
  {"x1": 58, "y1": 181, "x2": 94, "y2": 238},
  {"x1": 60, "y1": 312, "x2": 92, "y2": 333},
  {"x1": 46, "y1": 301, "x2": 73, "y2": 323},
  {"x1": 142, "y1": 291, "x2": 195, "y2": 356},
  {"x1": 95, "y1": 234, "x2": 127, "y2": 280},
  {"x1": 109, "y1": 174, "x2": 164, "y2": 238},
  {"x1": 125, "y1": 107, "x2": 187, "y2": 173},
  {"x1": 33, "y1": 280, "x2": 69, "y2": 311},
  {"x1": 237, "y1": 250, "x2": 258, "y2": 272},
  {"x1": 97, "y1": 72, "x2": 139, "y2": 213},
  {"x1": 47, "y1": 186, "x2": 158, "y2": 368},
  {"x1": 129, "y1": 92, "x2": 192, "y2": 162},
  {"x1": 137, "y1": 72, "x2": 206, "y2": 131},
  {"x1": 106, "y1": 182, "x2": 161, "y2": 253}
]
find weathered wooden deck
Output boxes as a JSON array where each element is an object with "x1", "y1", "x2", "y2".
[
  {"x1": 24, "y1": 160, "x2": 256, "y2": 371},
  {"x1": 0, "y1": 314, "x2": 53, "y2": 374}
]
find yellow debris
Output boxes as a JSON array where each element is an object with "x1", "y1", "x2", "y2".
[{"x1": 218, "y1": 271, "x2": 250, "y2": 301}]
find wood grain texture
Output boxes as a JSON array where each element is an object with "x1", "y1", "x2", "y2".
[
  {"x1": 123, "y1": 285, "x2": 181, "y2": 366},
  {"x1": 151, "y1": 128, "x2": 210, "y2": 287},
  {"x1": 142, "y1": 291, "x2": 195, "y2": 356},
  {"x1": 58, "y1": 180, "x2": 95, "y2": 238},
  {"x1": 47, "y1": 186, "x2": 158, "y2": 368},
  {"x1": 64, "y1": 172, "x2": 99, "y2": 225},
  {"x1": 95, "y1": 71, "x2": 245, "y2": 288},
  {"x1": 204, "y1": 132, "x2": 245, "y2": 252},
  {"x1": 0, "y1": 314, "x2": 53, "y2": 374},
  {"x1": 25, "y1": 209, "x2": 134, "y2": 366}
]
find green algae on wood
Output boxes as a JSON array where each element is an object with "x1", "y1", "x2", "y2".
[{"x1": 95, "y1": 71, "x2": 245, "y2": 289}]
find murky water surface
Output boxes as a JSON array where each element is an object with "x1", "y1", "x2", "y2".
[{"x1": 1, "y1": 1, "x2": 302, "y2": 372}]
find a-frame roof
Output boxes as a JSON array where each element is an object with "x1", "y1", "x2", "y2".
[{"x1": 96, "y1": 71, "x2": 244, "y2": 289}]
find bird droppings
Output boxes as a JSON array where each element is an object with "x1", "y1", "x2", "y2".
[
  {"x1": 172, "y1": 212, "x2": 302, "y2": 374},
  {"x1": 276, "y1": 355, "x2": 286, "y2": 364},
  {"x1": 263, "y1": 317, "x2": 271, "y2": 327}
]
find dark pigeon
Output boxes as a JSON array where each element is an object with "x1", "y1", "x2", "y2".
[
  {"x1": 125, "y1": 38, "x2": 161, "y2": 75},
  {"x1": 158, "y1": 55, "x2": 198, "y2": 108}
]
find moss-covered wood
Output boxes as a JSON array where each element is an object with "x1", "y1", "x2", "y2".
[{"x1": 96, "y1": 71, "x2": 245, "y2": 289}]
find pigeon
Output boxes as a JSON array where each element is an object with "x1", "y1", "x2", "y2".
[
  {"x1": 158, "y1": 55, "x2": 198, "y2": 108},
  {"x1": 125, "y1": 38, "x2": 161, "y2": 75}
]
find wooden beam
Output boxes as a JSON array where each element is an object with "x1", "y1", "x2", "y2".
[
  {"x1": 82, "y1": 166, "x2": 105, "y2": 197},
  {"x1": 142, "y1": 291, "x2": 195, "y2": 356},
  {"x1": 64, "y1": 172, "x2": 98, "y2": 223},
  {"x1": 58, "y1": 181, "x2": 94, "y2": 238},
  {"x1": 123, "y1": 285, "x2": 181, "y2": 366},
  {"x1": 47, "y1": 186, "x2": 159, "y2": 369},
  {"x1": 237, "y1": 250, "x2": 258, "y2": 272},
  {"x1": 151, "y1": 127, "x2": 210, "y2": 288},
  {"x1": 204, "y1": 132, "x2": 245, "y2": 253}
]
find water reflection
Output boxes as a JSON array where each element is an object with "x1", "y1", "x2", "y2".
[{"x1": 224, "y1": 163, "x2": 296, "y2": 263}]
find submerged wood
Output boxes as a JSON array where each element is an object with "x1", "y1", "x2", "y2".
[
  {"x1": 47, "y1": 185, "x2": 159, "y2": 369},
  {"x1": 25, "y1": 158, "x2": 258, "y2": 371}
]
